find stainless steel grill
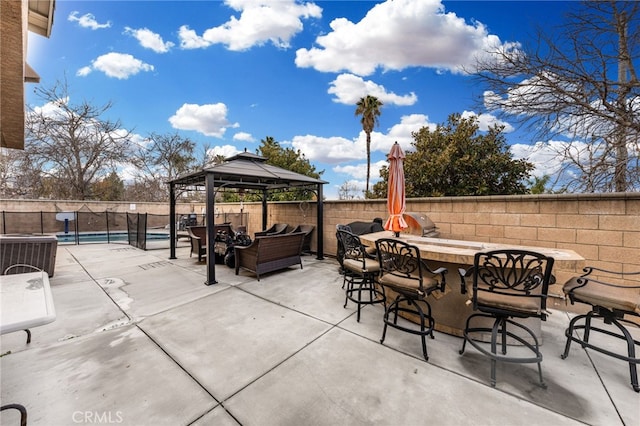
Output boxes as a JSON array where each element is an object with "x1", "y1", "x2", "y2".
[{"x1": 403, "y1": 212, "x2": 439, "y2": 238}]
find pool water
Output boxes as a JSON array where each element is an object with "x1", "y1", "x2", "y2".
[{"x1": 56, "y1": 232, "x2": 170, "y2": 244}]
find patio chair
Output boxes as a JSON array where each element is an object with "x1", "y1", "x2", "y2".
[
  {"x1": 336, "y1": 221, "x2": 380, "y2": 273},
  {"x1": 187, "y1": 224, "x2": 235, "y2": 262},
  {"x1": 459, "y1": 250, "x2": 555, "y2": 388},
  {"x1": 187, "y1": 226, "x2": 207, "y2": 262},
  {"x1": 254, "y1": 223, "x2": 288, "y2": 237},
  {"x1": 561, "y1": 267, "x2": 640, "y2": 392},
  {"x1": 289, "y1": 224, "x2": 314, "y2": 254},
  {"x1": 336, "y1": 224, "x2": 352, "y2": 276},
  {"x1": 337, "y1": 229, "x2": 386, "y2": 322},
  {"x1": 375, "y1": 238, "x2": 447, "y2": 361}
]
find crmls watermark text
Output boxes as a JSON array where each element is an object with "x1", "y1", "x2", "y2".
[{"x1": 72, "y1": 411, "x2": 124, "y2": 424}]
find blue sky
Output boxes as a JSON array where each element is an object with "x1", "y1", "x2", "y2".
[{"x1": 26, "y1": 0, "x2": 575, "y2": 199}]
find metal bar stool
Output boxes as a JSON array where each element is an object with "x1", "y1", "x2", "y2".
[
  {"x1": 375, "y1": 238, "x2": 447, "y2": 361},
  {"x1": 561, "y1": 267, "x2": 640, "y2": 392},
  {"x1": 337, "y1": 229, "x2": 385, "y2": 322},
  {"x1": 459, "y1": 250, "x2": 555, "y2": 388}
]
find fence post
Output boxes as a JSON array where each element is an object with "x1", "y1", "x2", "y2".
[
  {"x1": 106, "y1": 211, "x2": 110, "y2": 243},
  {"x1": 74, "y1": 211, "x2": 79, "y2": 245}
]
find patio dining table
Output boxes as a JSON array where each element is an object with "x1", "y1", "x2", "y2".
[
  {"x1": 0, "y1": 270, "x2": 56, "y2": 426},
  {"x1": 1, "y1": 271, "x2": 56, "y2": 337},
  {"x1": 358, "y1": 231, "x2": 585, "y2": 339}
]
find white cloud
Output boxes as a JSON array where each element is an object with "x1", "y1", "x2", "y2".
[
  {"x1": 68, "y1": 11, "x2": 111, "y2": 30},
  {"x1": 233, "y1": 132, "x2": 255, "y2": 142},
  {"x1": 328, "y1": 74, "x2": 417, "y2": 106},
  {"x1": 290, "y1": 135, "x2": 362, "y2": 164},
  {"x1": 76, "y1": 66, "x2": 92, "y2": 77},
  {"x1": 334, "y1": 160, "x2": 387, "y2": 181},
  {"x1": 290, "y1": 113, "x2": 434, "y2": 167},
  {"x1": 295, "y1": 0, "x2": 517, "y2": 76},
  {"x1": 78, "y1": 52, "x2": 154, "y2": 79},
  {"x1": 31, "y1": 97, "x2": 69, "y2": 119},
  {"x1": 128, "y1": 132, "x2": 149, "y2": 148},
  {"x1": 178, "y1": 0, "x2": 322, "y2": 51},
  {"x1": 461, "y1": 110, "x2": 514, "y2": 132},
  {"x1": 177, "y1": 26, "x2": 211, "y2": 49},
  {"x1": 208, "y1": 144, "x2": 241, "y2": 159},
  {"x1": 381, "y1": 114, "x2": 435, "y2": 152},
  {"x1": 169, "y1": 103, "x2": 239, "y2": 137},
  {"x1": 288, "y1": 113, "x2": 438, "y2": 187},
  {"x1": 119, "y1": 164, "x2": 138, "y2": 183},
  {"x1": 124, "y1": 27, "x2": 175, "y2": 53},
  {"x1": 511, "y1": 140, "x2": 572, "y2": 179}
]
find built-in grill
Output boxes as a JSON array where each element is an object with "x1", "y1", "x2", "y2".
[{"x1": 403, "y1": 212, "x2": 439, "y2": 238}]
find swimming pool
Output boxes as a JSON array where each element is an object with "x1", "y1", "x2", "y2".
[{"x1": 56, "y1": 231, "x2": 170, "y2": 244}]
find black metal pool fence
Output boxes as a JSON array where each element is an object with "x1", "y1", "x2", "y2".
[{"x1": 0, "y1": 209, "x2": 248, "y2": 250}]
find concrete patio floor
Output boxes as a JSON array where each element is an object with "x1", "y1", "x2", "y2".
[{"x1": 1, "y1": 243, "x2": 638, "y2": 426}]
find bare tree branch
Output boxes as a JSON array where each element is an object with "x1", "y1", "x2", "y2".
[{"x1": 473, "y1": 1, "x2": 640, "y2": 192}]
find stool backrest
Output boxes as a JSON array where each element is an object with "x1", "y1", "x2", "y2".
[{"x1": 472, "y1": 249, "x2": 555, "y2": 318}]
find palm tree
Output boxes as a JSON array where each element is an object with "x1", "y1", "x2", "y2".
[{"x1": 355, "y1": 95, "x2": 383, "y2": 196}]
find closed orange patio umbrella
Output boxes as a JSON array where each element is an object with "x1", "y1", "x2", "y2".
[{"x1": 384, "y1": 142, "x2": 408, "y2": 237}]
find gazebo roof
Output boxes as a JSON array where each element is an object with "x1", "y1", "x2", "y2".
[{"x1": 169, "y1": 151, "x2": 327, "y2": 191}]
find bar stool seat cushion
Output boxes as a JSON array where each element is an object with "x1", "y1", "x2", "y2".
[
  {"x1": 564, "y1": 277, "x2": 640, "y2": 314},
  {"x1": 477, "y1": 291, "x2": 543, "y2": 315},
  {"x1": 379, "y1": 273, "x2": 439, "y2": 297},
  {"x1": 343, "y1": 257, "x2": 380, "y2": 275}
]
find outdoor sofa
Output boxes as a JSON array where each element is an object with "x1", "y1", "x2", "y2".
[{"x1": 234, "y1": 232, "x2": 305, "y2": 280}]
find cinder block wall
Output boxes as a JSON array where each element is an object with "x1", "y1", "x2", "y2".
[
  {"x1": 266, "y1": 194, "x2": 638, "y2": 272},
  {"x1": 3, "y1": 193, "x2": 639, "y2": 302},
  {"x1": 261, "y1": 193, "x2": 640, "y2": 308}
]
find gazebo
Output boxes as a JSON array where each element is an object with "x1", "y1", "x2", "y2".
[{"x1": 168, "y1": 151, "x2": 327, "y2": 285}]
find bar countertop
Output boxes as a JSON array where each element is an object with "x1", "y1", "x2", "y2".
[{"x1": 359, "y1": 230, "x2": 585, "y2": 269}]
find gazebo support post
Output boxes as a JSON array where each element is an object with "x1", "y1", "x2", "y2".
[
  {"x1": 169, "y1": 182, "x2": 177, "y2": 260},
  {"x1": 261, "y1": 189, "x2": 268, "y2": 231},
  {"x1": 205, "y1": 173, "x2": 217, "y2": 285},
  {"x1": 316, "y1": 184, "x2": 324, "y2": 260}
]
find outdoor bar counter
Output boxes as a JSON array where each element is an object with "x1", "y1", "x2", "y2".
[{"x1": 359, "y1": 231, "x2": 586, "y2": 339}]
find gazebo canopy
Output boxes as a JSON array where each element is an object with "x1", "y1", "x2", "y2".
[
  {"x1": 170, "y1": 151, "x2": 325, "y2": 191},
  {"x1": 168, "y1": 151, "x2": 327, "y2": 285}
]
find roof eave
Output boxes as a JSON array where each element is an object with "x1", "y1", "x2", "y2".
[{"x1": 28, "y1": 0, "x2": 55, "y2": 38}]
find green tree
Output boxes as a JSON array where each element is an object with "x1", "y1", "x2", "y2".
[
  {"x1": 529, "y1": 175, "x2": 552, "y2": 194},
  {"x1": 372, "y1": 114, "x2": 534, "y2": 197},
  {"x1": 355, "y1": 95, "x2": 383, "y2": 197},
  {"x1": 256, "y1": 136, "x2": 323, "y2": 201},
  {"x1": 92, "y1": 171, "x2": 125, "y2": 201}
]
